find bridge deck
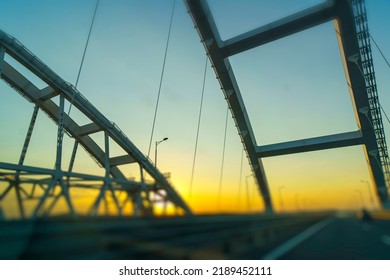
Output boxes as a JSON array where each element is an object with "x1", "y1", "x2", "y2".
[{"x1": 1, "y1": 212, "x2": 390, "y2": 259}]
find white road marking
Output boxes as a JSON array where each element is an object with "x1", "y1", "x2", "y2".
[{"x1": 262, "y1": 218, "x2": 333, "y2": 260}]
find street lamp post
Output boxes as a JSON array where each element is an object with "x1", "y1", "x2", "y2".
[
  {"x1": 355, "y1": 189, "x2": 364, "y2": 208},
  {"x1": 155, "y1": 137, "x2": 168, "y2": 167},
  {"x1": 278, "y1": 186, "x2": 285, "y2": 211},
  {"x1": 245, "y1": 174, "x2": 252, "y2": 211},
  {"x1": 303, "y1": 196, "x2": 308, "y2": 211},
  {"x1": 361, "y1": 180, "x2": 375, "y2": 208},
  {"x1": 295, "y1": 192, "x2": 300, "y2": 212}
]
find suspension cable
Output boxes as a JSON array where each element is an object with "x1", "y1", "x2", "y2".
[
  {"x1": 237, "y1": 147, "x2": 244, "y2": 209},
  {"x1": 381, "y1": 105, "x2": 390, "y2": 125},
  {"x1": 370, "y1": 33, "x2": 390, "y2": 70},
  {"x1": 352, "y1": 56, "x2": 390, "y2": 126},
  {"x1": 68, "y1": 0, "x2": 100, "y2": 117},
  {"x1": 369, "y1": 33, "x2": 390, "y2": 125},
  {"x1": 217, "y1": 107, "x2": 229, "y2": 210},
  {"x1": 188, "y1": 57, "x2": 208, "y2": 199},
  {"x1": 147, "y1": 0, "x2": 176, "y2": 158}
]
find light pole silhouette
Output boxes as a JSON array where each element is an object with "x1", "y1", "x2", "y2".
[
  {"x1": 361, "y1": 180, "x2": 375, "y2": 207},
  {"x1": 155, "y1": 137, "x2": 168, "y2": 167},
  {"x1": 278, "y1": 186, "x2": 285, "y2": 211}
]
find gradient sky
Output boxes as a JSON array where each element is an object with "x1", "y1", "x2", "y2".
[{"x1": 0, "y1": 0, "x2": 390, "y2": 215}]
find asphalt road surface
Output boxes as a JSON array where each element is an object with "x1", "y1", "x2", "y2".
[{"x1": 264, "y1": 216, "x2": 390, "y2": 259}]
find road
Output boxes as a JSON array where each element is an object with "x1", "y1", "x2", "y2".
[
  {"x1": 2, "y1": 212, "x2": 390, "y2": 259},
  {"x1": 264, "y1": 215, "x2": 390, "y2": 259}
]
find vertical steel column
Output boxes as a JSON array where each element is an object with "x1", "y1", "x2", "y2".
[
  {"x1": 132, "y1": 165, "x2": 146, "y2": 216},
  {"x1": 90, "y1": 132, "x2": 122, "y2": 216},
  {"x1": 66, "y1": 140, "x2": 78, "y2": 188},
  {"x1": 15, "y1": 105, "x2": 39, "y2": 218},
  {"x1": 104, "y1": 131, "x2": 110, "y2": 176},
  {"x1": 57, "y1": 95, "x2": 75, "y2": 215},
  {"x1": 33, "y1": 94, "x2": 76, "y2": 217},
  {"x1": 55, "y1": 95, "x2": 65, "y2": 171},
  {"x1": 32, "y1": 175, "x2": 58, "y2": 218},
  {"x1": 89, "y1": 132, "x2": 110, "y2": 215},
  {"x1": 0, "y1": 46, "x2": 5, "y2": 76},
  {"x1": 18, "y1": 105, "x2": 39, "y2": 167},
  {"x1": 104, "y1": 131, "x2": 122, "y2": 216},
  {"x1": 68, "y1": 141, "x2": 78, "y2": 173}
]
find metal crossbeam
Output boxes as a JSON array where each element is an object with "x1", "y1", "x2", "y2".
[
  {"x1": 186, "y1": 0, "x2": 389, "y2": 210},
  {"x1": 0, "y1": 29, "x2": 191, "y2": 217},
  {"x1": 220, "y1": 1, "x2": 336, "y2": 57},
  {"x1": 37, "y1": 86, "x2": 58, "y2": 101},
  {"x1": 0, "y1": 162, "x2": 149, "y2": 188},
  {"x1": 78, "y1": 123, "x2": 102, "y2": 136},
  {"x1": 110, "y1": 155, "x2": 136, "y2": 166},
  {"x1": 257, "y1": 131, "x2": 364, "y2": 158}
]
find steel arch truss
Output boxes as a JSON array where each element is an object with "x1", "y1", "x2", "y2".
[
  {"x1": 0, "y1": 30, "x2": 191, "y2": 218},
  {"x1": 185, "y1": 0, "x2": 390, "y2": 211}
]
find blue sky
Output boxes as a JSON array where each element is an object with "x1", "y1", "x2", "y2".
[{"x1": 0, "y1": 0, "x2": 389, "y2": 213}]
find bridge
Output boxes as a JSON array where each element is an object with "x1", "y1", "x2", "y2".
[{"x1": 1, "y1": 0, "x2": 390, "y2": 259}]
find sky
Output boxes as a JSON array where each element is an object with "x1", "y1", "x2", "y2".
[{"x1": 0, "y1": 0, "x2": 390, "y2": 216}]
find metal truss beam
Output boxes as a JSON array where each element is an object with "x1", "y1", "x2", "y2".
[
  {"x1": 0, "y1": 161, "x2": 160, "y2": 218},
  {"x1": 37, "y1": 86, "x2": 58, "y2": 101},
  {"x1": 15, "y1": 105, "x2": 39, "y2": 218},
  {"x1": 221, "y1": 1, "x2": 336, "y2": 57},
  {"x1": 0, "y1": 162, "x2": 148, "y2": 188},
  {"x1": 185, "y1": 0, "x2": 273, "y2": 212},
  {"x1": 78, "y1": 123, "x2": 103, "y2": 136},
  {"x1": 186, "y1": 0, "x2": 389, "y2": 210},
  {"x1": 0, "y1": 46, "x2": 4, "y2": 75},
  {"x1": 110, "y1": 155, "x2": 136, "y2": 166},
  {"x1": 18, "y1": 105, "x2": 39, "y2": 168},
  {"x1": 334, "y1": 0, "x2": 388, "y2": 202},
  {"x1": 257, "y1": 131, "x2": 364, "y2": 158},
  {"x1": 68, "y1": 141, "x2": 78, "y2": 173},
  {"x1": 0, "y1": 30, "x2": 191, "y2": 216},
  {"x1": 1, "y1": 61, "x2": 124, "y2": 178}
]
